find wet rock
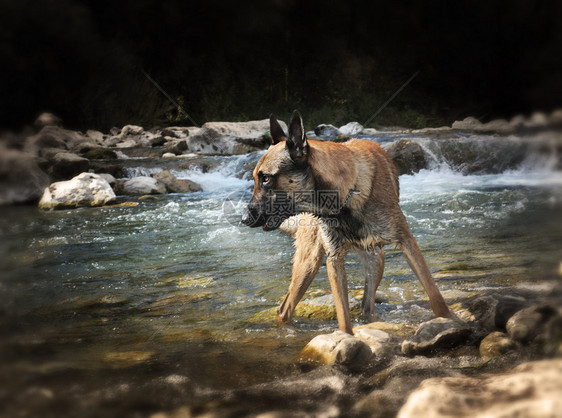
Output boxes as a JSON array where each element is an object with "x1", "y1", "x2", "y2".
[
  {"x1": 97, "y1": 173, "x2": 116, "y2": 187},
  {"x1": 48, "y1": 152, "x2": 90, "y2": 181},
  {"x1": 401, "y1": 318, "x2": 472, "y2": 356},
  {"x1": 38, "y1": 173, "x2": 116, "y2": 210},
  {"x1": 397, "y1": 359, "x2": 562, "y2": 418},
  {"x1": 338, "y1": 122, "x2": 363, "y2": 136},
  {"x1": 82, "y1": 147, "x2": 118, "y2": 160},
  {"x1": 479, "y1": 331, "x2": 518, "y2": 359},
  {"x1": 115, "y1": 176, "x2": 166, "y2": 196},
  {"x1": 152, "y1": 171, "x2": 202, "y2": 193},
  {"x1": 90, "y1": 163, "x2": 126, "y2": 179},
  {"x1": 453, "y1": 293, "x2": 530, "y2": 331},
  {"x1": 187, "y1": 119, "x2": 283, "y2": 154},
  {"x1": 386, "y1": 139, "x2": 427, "y2": 175},
  {"x1": 0, "y1": 145, "x2": 50, "y2": 205},
  {"x1": 177, "y1": 158, "x2": 222, "y2": 173},
  {"x1": 353, "y1": 327, "x2": 394, "y2": 358},
  {"x1": 25, "y1": 126, "x2": 92, "y2": 155},
  {"x1": 150, "y1": 135, "x2": 166, "y2": 147},
  {"x1": 314, "y1": 124, "x2": 340, "y2": 139},
  {"x1": 297, "y1": 331, "x2": 372, "y2": 371},
  {"x1": 354, "y1": 321, "x2": 416, "y2": 338},
  {"x1": 506, "y1": 303, "x2": 562, "y2": 344},
  {"x1": 295, "y1": 293, "x2": 362, "y2": 321}
]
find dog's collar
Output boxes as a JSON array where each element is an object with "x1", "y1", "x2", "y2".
[{"x1": 342, "y1": 186, "x2": 361, "y2": 207}]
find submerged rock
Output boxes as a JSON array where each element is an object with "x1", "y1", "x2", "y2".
[
  {"x1": 38, "y1": 173, "x2": 116, "y2": 210},
  {"x1": 401, "y1": 318, "x2": 472, "y2": 356},
  {"x1": 397, "y1": 359, "x2": 562, "y2": 418}
]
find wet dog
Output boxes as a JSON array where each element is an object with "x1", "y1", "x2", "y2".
[{"x1": 242, "y1": 110, "x2": 451, "y2": 333}]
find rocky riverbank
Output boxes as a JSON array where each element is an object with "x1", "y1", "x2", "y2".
[
  {"x1": 1, "y1": 110, "x2": 562, "y2": 208},
  {"x1": 150, "y1": 282, "x2": 562, "y2": 417}
]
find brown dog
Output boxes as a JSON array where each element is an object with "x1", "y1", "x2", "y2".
[{"x1": 242, "y1": 110, "x2": 451, "y2": 334}]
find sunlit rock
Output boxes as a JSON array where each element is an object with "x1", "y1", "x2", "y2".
[
  {"x1": 339, "y1": 121, "x2": 364, "y2": 136},
  {"x1": 297, "y1": 330, "x2": 372, "y2": 370},
  {"x1": 116, "y1": 176, "x2": 166, "y2": 195},
  {"x1": 398, "y1": 359, "x2": 562, "y2": 418},
  {"x1": 38, "y1": 172, "x2": 116, "y2": 210},
  {"x1": 386, "y1": 139, "x2": 427, "y2": 175}
]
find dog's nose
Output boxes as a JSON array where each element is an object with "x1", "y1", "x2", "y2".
[{"x1": 241, "y1": 208, "x2": 253, "y2": 226}]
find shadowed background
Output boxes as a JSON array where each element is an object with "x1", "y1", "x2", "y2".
[{"x1": 1, "y1": 0, "x2": 561, "y2": 131}]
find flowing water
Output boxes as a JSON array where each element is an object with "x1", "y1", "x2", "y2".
[{"x1": 1, "y1": 131, "x2": 561, "y2": 416}]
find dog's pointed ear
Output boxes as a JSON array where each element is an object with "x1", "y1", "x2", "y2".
[
  {"x1": 286, "y1": 110, "x2": 308, "y2": 161},
  {"x1": 269, "y1": 114, "x2": 287, "y2": 145}
]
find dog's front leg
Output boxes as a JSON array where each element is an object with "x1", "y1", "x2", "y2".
[
  {"x1": 326, "y1": 251, "x2": 353, "y2": 334},
  {"x1": 358, "y1": 245, "x2": 385, "y2": 322},
  {"x1": 277, "y1": 216, "x2": 325, "y2": 326}
]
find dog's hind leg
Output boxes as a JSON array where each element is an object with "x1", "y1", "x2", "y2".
[
  {"x1": 399, "y1": 234, "x2": 452, "y2": 318},
  {"x1": 358, "y1": 244, "x2": 385, "y2": 322},
  {"x1": 277, "y1": 216, "x2": 325, "y2": 326},
  {"x1": 326, "y1": 250, "x2": 353, "y2": 334}
]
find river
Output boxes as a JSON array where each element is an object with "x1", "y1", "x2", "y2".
[{"x1": 1, "y1": 130, "x2": 561, "y2": 416}]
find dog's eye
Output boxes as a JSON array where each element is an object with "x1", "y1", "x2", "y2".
[{"x1": 261, "y1": 174, "x2": 273, "y2": 187}]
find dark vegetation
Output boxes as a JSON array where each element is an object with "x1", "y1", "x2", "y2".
[{"x1": 1, "y1": 0, "x2": 561, "y2": 131}]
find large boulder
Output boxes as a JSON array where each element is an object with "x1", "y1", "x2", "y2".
[
  {"x1": 386, "y1": 139, "x2": 428, "y2": 175},
  {"x1": 0, "y1": 145, "x2": 50, "y2": 205},
  {"x1": 115, "y1": 176, "x2": 166, "y2": 196},
  {"x1": 398, "y1": 359, "x2": 562, "y2": 418},
  {"x1": 38, "y1": 173, "x2": 116, "y2": 210},
  {"x1": 152, "y1": 171, "x2": 202, "y2": 193}
]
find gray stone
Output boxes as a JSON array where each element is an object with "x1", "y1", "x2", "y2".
[
  {"x1": 401, "y1": 318, "x2": 472, "y2": 356},
  {"x1": 314, "y1": 124, "x2": 340, "y2": 139},
  {"x1": 451, "y1": 116, "x2": 483, "y2": 130},
  {"x1": 117, "y1": 176, "x2": 166, "y2": 195},
  {"x1": 397, "y1": 359, "x2": 562, "y2": 418},
  {"x1": 186, "y1": 119, "x2": 284, "y2": 154},
  {"x1": 338, "y1": 122, "x2": 364, "y2": 136},
  {"x1": 353, "y1": 327, "x2": 394, "y2": 358},
  {"x1": 506, "y1": 303, "x2": 562, "y2": 344},
  {"x1": 39, "y1": 173, "x2": 116, "y2": 210}
]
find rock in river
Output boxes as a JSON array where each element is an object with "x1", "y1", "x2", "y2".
[
  {"x1": 152, "y1": 171, "x2": 202, "y2": 193},
  {"x1": 401, "y1": 317, "x2": 472, "y2": 356},
  {"x1": 38, "y1": 172, "x2": 116, "y2": 210},
  {"x1": 116, "y1": 176, "x2": 166, "y2": 196}
]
